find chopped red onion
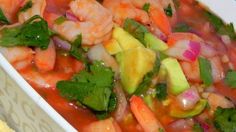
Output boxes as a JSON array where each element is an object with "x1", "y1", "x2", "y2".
[
  {"x1": 168, "y1": 119, "x2": 193, "y2": 131},
  {"x1": 52, "y1": 36, "x2": 71, "y2": 51},
  {"x1": 177, "y1": 87, "x2": 200, "y2": 110},
  {"x1": 183, "y1": 41, "x2": 201, "y2": 61},
  {"x1": 66, "y1": 10, "x2": 78, "y2": 22}
]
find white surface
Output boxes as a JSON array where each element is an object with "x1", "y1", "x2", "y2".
[
  {"x1": 0, "y1": 53, "x2": 77, "y2": 132},
  {"x1": 197, "y1": 0, "x2": 236, "y2": 30}
]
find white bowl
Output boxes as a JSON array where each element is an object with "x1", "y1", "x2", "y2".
[{"x1": 0, "y1": 1, "x2": 235, "y2": 132}]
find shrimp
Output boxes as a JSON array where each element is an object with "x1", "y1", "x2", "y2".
[
  {"x1": 34, "y1": 40, "x2": 56, "y2": 72},
  {"x1": 18, "y1": 0, "x2": 46, "y2": 23},
  {"x1": 206, "y1": 93, "x2": 234, "y2": 114},
  {"x1": 130, "y1": 95, "x2": 164, "y2": 132},
  {"x1": 0, "y1": 46, "x2": 34, "y2": 70},
  {"x1": 83, "y1": 118, "x2": 121, "y2": 132},
  {"x1": 180, "y1": 60, "x2": 201, "y2": 83},
  {"x1": 0, "y1": 0, "x2": 23, "y2": 23},
  {"x1": 103, "y1": 0, "x2": 150, "y2": 25},
  {"x1": 53, "y1": 0, "x2": 113, "y2": 45}
]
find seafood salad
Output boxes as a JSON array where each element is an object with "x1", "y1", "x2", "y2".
[{"x1": 0, "y1": 0, "x2": 236, "y2": 131}]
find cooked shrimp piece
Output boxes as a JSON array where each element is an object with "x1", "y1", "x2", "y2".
[
  {"x1": 130, "y1": 95, "x2": 164, "y2": 132},
  {"x1": 210, "y1": 56, "x2": 225, "y2": 83},
  {"x1": 159, "y1": 0, "x2": 178, "y2": 25},
  {"x1": 0, "y1": 0, "x2": 23, "y2": 23},
  {"x1": 0, "y1": 46, "x2": 34, "y2": 70},
  {"x1": 206, "y1": 93, "x2": 234, "y2": 114},
  {"x1": 34, "y1": 40, "x2": 56, "y2": 72},
  {"x1": 18, "y1": 0, "x2": 46, "y2": 23},
  {"x1": 53, "y1": 0, "x2": 113, "y2": 45},
  {"x1": 103, "y1": 0, "x2": 150, "y2": 25},
  {"x1": 83, "y1": 118, "x2": 121, "y2": 132},
  {"x1": 180, "y1": 60, "x2": 201, "y2": 83},
  {"x1": 20, "y1": 68, "x2": 71, "y2": 89}
]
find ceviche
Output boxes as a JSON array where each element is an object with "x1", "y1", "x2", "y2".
[{"x1": 0, "y1": 0, "x2": 236, "y2": 131}]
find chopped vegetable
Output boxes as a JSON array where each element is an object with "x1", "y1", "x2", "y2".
[
  {"x1": 164, "y1": 4, "x2": 173, "y2": 17},
  {"x1": 57, "y1": 61, "x2": 115, "y2": 112},
  {"x1": 123, "y1": 18, "x2": 148, "y2": 45},
  {"x1": 69, "y1": 34, "x2": 87, "y2": 62},
  {"x1": 213, "y1": 107, "x2": 236, "y2": 132},
  {"x1": 134, "y1": 58, "x2": 161, "y2": 95},
  {"x1": 112, "y1": 26, "x2": 143, "y2": 51},
  {"x1": 19, "y1": 1, "x2": 33, "y2": 13},
  {"x1": 198, "y1": 57, "x2": 213, "y2": 86},
  {"x1": 205, "y1": 11, "x2": 236, "y2": 40},
  {"x1": 170, "y1": 99, "x2": 207, "y2": 118},
  {"x1": 0, "y1": 8, "x2": 10, "y2": 24},
  {"x1": 116, "y1": 47, "x2": 156, "y2": 94},
  {"x1": 224, "y1": 70, "x2": 236, "y2": 88},
  {"x1": 0, "y1": 15, "x2": 50, "y2": 49},
  {"x1": 144, "y1": 32, "x2": 168, "y2": 51},
  {"x1": 142, "y1": 3, "x2": 150, "y2": 13},
  {"x1": 173, "y1": 23, "x2": 191, "y2": 32},
  {"x1": 54, "y1": 16, "x2": 67, "y2": 25},
  {"x1": 156, "y1": 83, "x2": 167, "y2": 101},
  {"x1": 161, "y1": 58, "x2": 190, "y2": 95},
  {"x1": 193, "y1": 123, "x2": 204, "y2": 132}
]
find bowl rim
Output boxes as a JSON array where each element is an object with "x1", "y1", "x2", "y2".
[{"x1": 0, "y1": 53, "x2": 77, "y2": 132}]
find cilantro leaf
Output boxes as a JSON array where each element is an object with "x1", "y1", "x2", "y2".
[
  {"x1": 123, "y1": 18, "x2": 149, "y2": 45},
  {"x1": 69, "y1": 34, "x2": 87, "y2": 62},
  {"x1": 142, "y1": 3, "x2": 150, "y2": 13},
  {"x1": 198, "y1": 57, "x2": 213, "y2": 86},
  {"x1": 0, "y1": 15, "x2": 50, "y2": 49},
  {"x1": 173, "y1": 23, "x2": 191, "y2": 32},
  {"x1": 156, "y1": 83, "x2": 167, "y2": 101},
  {"x1": 164, "y1": 4, "x2": 173, "y2": 17},
  {"x1": 224, "y1": 70, "x2": 236, "y2": 88},
  {"x1": 19, "y1": 1, "x2": 33, "y2": 13},
  {"x1": 0, "y1": 8, "x2": 10, "y2": 24},
  {"x1": 57, "y1": 61, "x2": 115, "y2": 112},
  {"x1": 205, "y1": 11, "x2": 236, "y2": 40},
  {"x1": 213, "y1": 107, "x2": 236, "y2": 132}
]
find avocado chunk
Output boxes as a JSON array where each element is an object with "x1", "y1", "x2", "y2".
[
  {"x1": 113, "y1": 27, "x2": 144, "y2": 51},
  {"x1": 161, "y1": 58, "x2": 190, "y2": 95},
  {"x1": 104, "y1": 39, "x2": 122, "y2": 55},
  {"x1": 116, "y1": 47, "x2": 156, "y2": 94},
  {"x1": 170, "y1": 99, "x2": 207, "y2": 118},
  {"x1": 144, "y1": 33, "x2": 168, "y2": 51}
]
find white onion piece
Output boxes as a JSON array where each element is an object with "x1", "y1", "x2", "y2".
[
  {"x1": 52, "y1": 36, "x2": 71, "y2": 51},
  {"x1": 168, "y1": 119, "x2": 193, "y2": 131},
  {"x1": 200, "y1": 44, "x2": 218, "y2": 58},
  {"x1": 113, "y1": 83, "x2": 128, "y2": 121},
  {"x1": 88, "y1": 44, "x2": 119, "y2": 74},
  {"x1": 177, "y1": 87, "x2": 200, "y2": 110}
]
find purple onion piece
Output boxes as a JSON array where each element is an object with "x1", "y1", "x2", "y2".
[
  {"x1": 66, "y1": 11, "x2": 78, "y2": 22},
  {"x1": 52, "y1": 36, "x2": 71, "y2": 51}
]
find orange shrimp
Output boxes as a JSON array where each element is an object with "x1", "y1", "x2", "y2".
[
  {"x1": 53, "y1": 0, "x2": 113, "y2": 45},
  {"x1": 180, "y1": 60, "x2": 201, "y2": 83},
  {"x1": 18, "y1": 0, "x2": 46, "y2": 23},
  {"x1": 34, "y1": 40, "x2": 56, "y2": 72},
  {"x1": 103, "y1": 0, "x2": 150, "y2": 25},
  {"x1": 130, "y1": 95, "x2": 164, "y2": 132},
  {"x1": 83, "y1": 118, "x2": 122, "y2": 132},
  {"x1": 0, "y1": 46, "x2": 34, "y2": 70},
  {"x1": 0, "y1": 0, "x2": 24, "y2": 23}
]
